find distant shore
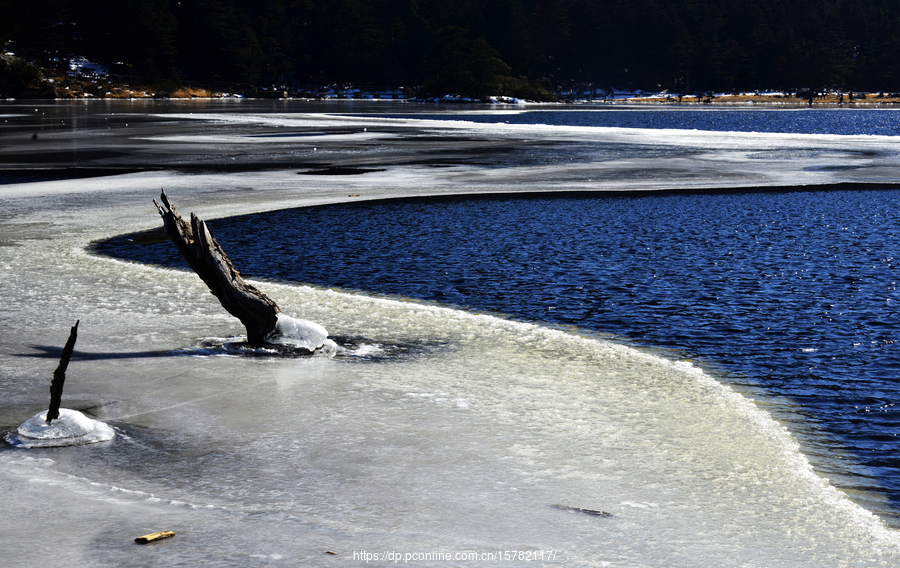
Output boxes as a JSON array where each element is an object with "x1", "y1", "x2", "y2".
[
  {"x1": 7, "y1": 55, "x2": 900, "y2": 106},
  {"x1": 622, "y1": 92, "x2": 900, "y2": 107},
  {"x1": 29, "y1": 84, "x2": 900, "y2": 107},
  {"x1": 16, "y1": 87, "x2": 900, "y2": 107}
]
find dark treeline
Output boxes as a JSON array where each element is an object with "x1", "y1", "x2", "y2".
[{"x1": 3, "y1": 0, "x2": 900, "y2": 96}]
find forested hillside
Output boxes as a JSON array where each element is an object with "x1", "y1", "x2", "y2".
[{"x1": 3, "y1": 0, "x2": 900, "y2": 96}]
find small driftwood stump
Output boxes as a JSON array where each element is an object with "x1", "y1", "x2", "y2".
[
  {"x1": 47, "y1": 320, "x2": 79, "y2": 423},
  {"x1": 153, "y1": 190, "x2": 280, "y2": 344}
]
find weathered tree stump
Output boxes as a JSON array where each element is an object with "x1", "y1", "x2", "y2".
[
  {"x1": 47, "y1": 320, "x2": 78, "y2": 424},
  {"x1": 153, "y1": 190, "x2": 280, "y2": 344}
]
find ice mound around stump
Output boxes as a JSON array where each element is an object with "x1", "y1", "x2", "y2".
[
  {"x1": 264, "y1": 313, "x2": 337, "y2": 356},
  {"x1": 8, "y1": 409, "x2": 115, "y2": 448}
]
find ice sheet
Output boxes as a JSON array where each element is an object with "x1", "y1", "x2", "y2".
[{"x1": 3, "y1": 108, "x2": 900, "y2": 566}]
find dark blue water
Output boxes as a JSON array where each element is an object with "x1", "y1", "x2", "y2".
[
  {"x1": 96, "y1": 188, "x2": 900, "y2": 522},
  {"x1": 355, "y1": 108, "x2": 900, "y2": 136}
]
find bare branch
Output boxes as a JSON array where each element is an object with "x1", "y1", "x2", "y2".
[
  {"x1": 47, "y1": 320, "x2": 79, "y2": 423},
  {"x1": 154, "y1": 190, "x2": 280, "y2": 344}
]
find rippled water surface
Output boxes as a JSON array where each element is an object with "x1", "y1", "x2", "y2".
[{"x1": 97, "y1": 187, "x2": 900, "y2": 518}]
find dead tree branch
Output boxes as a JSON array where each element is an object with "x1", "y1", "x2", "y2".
[
  {"x1": 47, "y1": 320, "x2": 78, "y2": 423},
  {"x1": 153, "y1": 190, "x2": 280, "y2": 344}
]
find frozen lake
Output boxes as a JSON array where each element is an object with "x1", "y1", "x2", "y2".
[{"x1": 3, "y1": 101, "x2": 900, "y2": 566}]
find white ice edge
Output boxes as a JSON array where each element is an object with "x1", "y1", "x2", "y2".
[{"x1": 152, "y1": 111, "x2": 900, "y2": 145}]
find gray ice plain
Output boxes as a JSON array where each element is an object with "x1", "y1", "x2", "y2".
[{"x1": 3, "y1": 104, "x2": 900, "y2": 566}]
